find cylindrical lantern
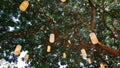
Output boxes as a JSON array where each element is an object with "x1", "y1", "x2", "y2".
[
  {"x1": 89, "y1": 32, "x2": 99, "y2": 44},
  {"x1": 13, "y1": 45, "x2": 22, "y2": 56},
  {"x1": 87, "y1": 58, "x2": 92, "y2": 64},
  {"x1": 49, "y1": 33, "x2": 55, "y2": 43},
  {"x1": 24, "y1": 54, "x2": 29, "y2": 62},
  {"x1": 47, "y1": 45, "x2": 51, "y2": 52},
  {"x1": 61, "y1": 0, "x2": 66, "y2": 2},
  {"x1": 19, "y1": 0, "x2": 29, "y2": 11},
  {"x1": 63, "y1": 52, "x2": 66, "y2": 58},
  {"x1": 68, "y1": 40, "x2": 71, "y2": 44},
  {"x1": 81, "y1": 49, "x2": 87, "y2": 59},
  {"x1": 100, "y1": 63, "x2": 105, "y2": 68}
]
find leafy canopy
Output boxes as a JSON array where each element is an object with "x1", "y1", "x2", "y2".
[{"x1": 0, "y1": 0, "x2": 120, "y2": 67}]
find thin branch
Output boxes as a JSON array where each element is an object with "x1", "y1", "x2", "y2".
[
  {"x1": 88, "y1": 0, "x2": 95, "y2": 32},
  {"x1": 96, "y1": 52, "x2": 112, "y2": 68},
  {"x1": 101, "y1": 0, "x2": 116, "y2": 39},
  {"x1": 77, "y1": 12, "x2": 91, "y2": 29}
]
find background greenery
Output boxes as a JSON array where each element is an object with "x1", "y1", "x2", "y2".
[{"x1": 0, "y1": 0, "x2": 120, "y2": 68}]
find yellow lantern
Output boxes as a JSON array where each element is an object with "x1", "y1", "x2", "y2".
[
  {"x1": 47, "y1": 45, "x2": 51, "y2": 52},
  {"x1": 24, "y1": 54, "x2": 29, "y2": 62},
  {"x1": 89, "y1": 32, "x2": 99, "y2": 44},
  {"x1": 49, "y1": 33, "x2": 55, "y2": 43},
  {"x1": 61, "y1": 0, "x2": 66, "y2": 2},
  {"x1": 19, "y1": 0, "x2": 29, "y2": 11},
  {"x1": 87, "y1": 58, "x2": 92, "y2": 64},
  {"x1": 100, "y1": 63, "x2": 105, "y2": 68},
  {"x1": 63, "y1": 52, "x2": 66, "y2": 58},
  {"x1": 13, "y1": 45, "x2": 22, "y2": 56},
  {"x1": 81, "y1": 49, "x2": 87, "y2": 59}
]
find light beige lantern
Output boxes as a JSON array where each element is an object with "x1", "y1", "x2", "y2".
[
  {"x1": 13, "y1": 45, "x2": 22, "y2": 56},
  {"x1": 89, "y1": 32, "x2": 99, "y2": 44},
  {"x1": 49, "y1": 33, "x2": 55, "y2": 43},
  {"x1": 24, "y1": 54, "x2": 29, "y2": 62},
  {"x1": 87, "y1": 58, "x2": 92, "y2": 64},
  {"x1": 68, "y1": 40, "x2": 71, "y2": 44},
  {"x1": 47, "y1": 45, "x2": 51, "y2": 52},
  {"x1": 81, "y1": 49, "x2": 87, "y2": 59},
  {"x1": 19, "y1": 0, "x2": 29, "y2": 11},
  {"x1": 62, "y1": 52, "x2": 66, "y2": 58},
  {"x1": 61, "y1": 0, "x2": 66, "y2": 2},
  {"x1": 100, "y1": 63, "x2": 105, "y2": 68}
]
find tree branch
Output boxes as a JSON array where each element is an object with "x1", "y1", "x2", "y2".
[
  {"x1": 97, "y1": 42, "x2": 120, "y2": 56},
  {"x1": 88, "y1": 0, "x2": 95, "y2": 32}
]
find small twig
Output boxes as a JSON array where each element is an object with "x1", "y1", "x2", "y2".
[
  {"x1": 96, "y1": 52, "x2": 112, "y2": 68},
  {"x1": 77, "y1": 12, "x2": 91, "y2": 29}
]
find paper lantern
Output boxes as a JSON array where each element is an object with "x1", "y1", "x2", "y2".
[
  {"x1": 49, "y1": 33, "x2": 55, "y2": 43},
  {"x1": 61, "y1": 0, "x2": 66, "y2": 2},
  {"x1": 47, "y1": 45, "x2": 51, "y2": 52},
  {"x1": 63, "y1": 52, "x2": 66, "y2": 58},
  {"x1": 68, "y1": 40, "x2": 71, "y2": 44},
  {"x1": 19, "y1": 0, "x2": 29, "y2": 11},
  {"x1": 24, "y1": 54, "x2": 29, "y2": 62},
  {"x1": 13, "y1": 45, "x2": 22, "y2": 56},
  {"x1": 81, "y1": 49, "x2": 87, "y2": 59},
  {"x1": 89, "y1": 32, "x2": 99, "y2": 44},
  {"x1": 87, "y1": 58, "x2": 92, "y2": 64},
  {"x1": 100, "y1": 63, "x2": 105, "y2": 68}
]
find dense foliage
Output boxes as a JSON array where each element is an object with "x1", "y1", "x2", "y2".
[{"x1": 0, "y1": 0, "x2": 120, "y2": 68}]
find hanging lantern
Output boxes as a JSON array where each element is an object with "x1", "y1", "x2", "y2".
[
  {"x1": 67, "y1": 40, "x2": 71, "y2": 47},
  {"x1": 49, "y1": 33, "x2": 55, "y2": 43},
  {"x1": 81, "y1": 49, "x2": 87, "y2": 59},
  {"x1": 68, "y1": 40, "x2": 71, "y2": 44},
  {"x1": 89, "y1": 32, "x2": 99, "y2": 44},
  {"x1": 100, "y1": 63, "x2": 105, "y2": 68},
  {"x1": 13, "y1": 45, "x2": 22, "y2": 56},
  {"x1": 19, "y1": 0, "x2": 29, "y2": 11},
  {"x1": 24, "y1": 54, "x2": 29, "y2": 62},
  {"x1": 87, "y1": 58, "x2": 92, "y2": 64},
  {"x1": 61, "y1": 0, "x2": 66, "y2": 2},
  {"x1": 62, "y1": 52, "x2": 66, "y2": 58},
  {"x1": 47, "y1": 45, "x2": 51, "y2": 52}
]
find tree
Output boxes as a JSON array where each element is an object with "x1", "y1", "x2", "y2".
[{"x1": 0, "y1": 0, "x2": 120, "y2": 68}]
